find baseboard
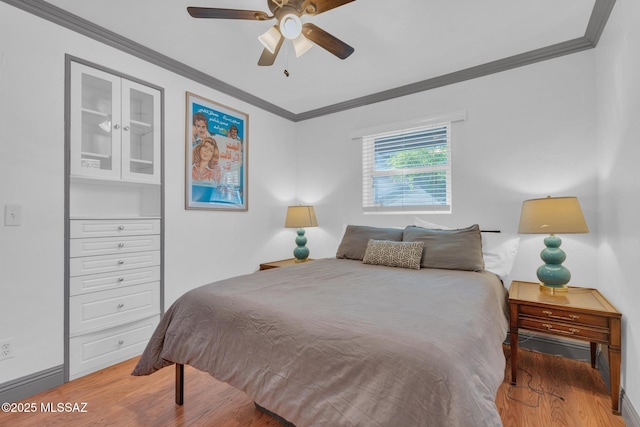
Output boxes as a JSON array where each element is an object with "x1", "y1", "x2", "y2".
[
  {"x1": 509, "y1": 331, "x2": 639, "y2": 427},
  {"x1": 622, "y1": 387, "x2": 640, "y2": 427},
  {"x1": 0, "y1": 365, "x2": 64, "y2": 403}
]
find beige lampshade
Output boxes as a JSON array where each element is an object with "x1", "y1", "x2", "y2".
[
  {"x1": 518, "y1": 196, "x2": 589, "y2": 234},
  {"x1": 285, "y1": 205, "x2": 318, "y2": 228}
]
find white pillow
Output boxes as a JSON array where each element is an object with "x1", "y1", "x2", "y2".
[
  {"x1": 413, "y1": 217, "x2": 519, "y2": 281},
  {"x1": 481, "y1": 232, "x2": 520, "y2": 282},
  {"x1": 413, "y1": 217, "x2": 454, "y2": 230}
]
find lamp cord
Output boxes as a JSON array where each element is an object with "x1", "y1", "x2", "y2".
[{"x1": 505, "y1": 352, "x2": 566, "y2": 408}]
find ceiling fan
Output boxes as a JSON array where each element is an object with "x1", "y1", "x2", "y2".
[{"x1": 187, "y1": 0, "x2": 355, "y2": 66}]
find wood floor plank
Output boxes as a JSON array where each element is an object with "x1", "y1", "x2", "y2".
[{"x1": 0, "y1": 346, "x2": 626, "y2": 426}]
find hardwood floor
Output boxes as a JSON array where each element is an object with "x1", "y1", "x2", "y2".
[{"x1": 0, "y1": 346, "x2": 625, "y2": 427}]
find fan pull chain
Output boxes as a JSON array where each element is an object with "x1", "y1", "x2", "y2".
[{"x1": 284, "y1": 41, "x2": 291, "y2": 77}]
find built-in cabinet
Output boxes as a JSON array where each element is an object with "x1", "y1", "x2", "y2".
[{"x1": 66, "y1": 57, "x2": 163, "y2": 381}]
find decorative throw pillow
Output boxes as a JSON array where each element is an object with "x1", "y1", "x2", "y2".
[
  {"x1": 402, "y1": 224, "x2": 485, "y2": 271},
  {"x1": 336, "y1": 225, "x2": 404, "y2": 261},
  {"x1": 362, "y1": 240, "x2": 424, "y2": 270}
]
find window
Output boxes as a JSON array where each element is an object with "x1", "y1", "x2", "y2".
[{"x1": 362, "y1": 123, "x2": 452, "y2": 213}]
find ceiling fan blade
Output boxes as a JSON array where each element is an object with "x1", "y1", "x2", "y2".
[
  {"x1": 302, "y1": 23, "x2": 354, "y2": 59},
  {"x1": 258, "y1": 35, "x2": 284, "y2": 66},
  {"x1": 187, "y1": 7, "x2": 271, "y2": 20},
  {"x1": 301, "y1": 0, "x2": 355, "y2": 15}
]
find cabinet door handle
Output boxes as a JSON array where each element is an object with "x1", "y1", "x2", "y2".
[
  {"x1": 113, "y1": 124, "x2": 120, "y2": 130},
  {"x1": 542, "y1": 310, "x2": 579, "y2": 321},
  {"x1": 123, "y1": 126, "x2": 130, "y2": 131}
]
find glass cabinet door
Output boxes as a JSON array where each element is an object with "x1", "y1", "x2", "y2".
[
  {"x1": 70, "y1": 62, "x2": 160, "y2": 184},
  {"x1": 70, "y1": 62, "x2": 122, "y2": 180},
  {"x1": 121, "y1": 80, "x2": 161, "y2": 183}
]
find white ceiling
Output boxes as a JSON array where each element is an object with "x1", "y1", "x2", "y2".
[{"x1": 40, "y1": 0, "x2": 598, "y2": 118}]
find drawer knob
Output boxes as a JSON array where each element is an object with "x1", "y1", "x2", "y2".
[
  {"x1": 118, "y1": 340, "x2": 124, "y2": 345},
  {"x1": 118, "y1": 260, "x2": 125, "y2": 265},
  {"x1": 118, "y1": 243, "x2": 125, "y2": 248},
  {"x1": 118, "y1": 225, "x2": 125, "y2": 230},
  {"x1": 118, "y1": 277, "x2": 125, "y2": 282},
  {"x1": 117, "y1": 303, "x2": 125, "y2": 308},
  {"x1": 542, "y1": 310, "x2": 579, "y2": 321}
]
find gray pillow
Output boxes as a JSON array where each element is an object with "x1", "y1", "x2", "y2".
[
  {"x1": 336, "y1": 225, "x2": 404, "y2": 260},
  {"x1": 402, "y1": 224, "x2": 485, "y2": 271},
  {"x1": 362, "y1": 240, "x2": 424, "y2": 270}
]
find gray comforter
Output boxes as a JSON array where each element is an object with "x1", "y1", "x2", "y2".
[{"x1": 132, "y1": 258, "x2": 508, "y2": 426}]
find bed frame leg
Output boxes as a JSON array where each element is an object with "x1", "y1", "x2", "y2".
[{"x1": 175, "y1": 363, "x2": 184, "y2": 406}]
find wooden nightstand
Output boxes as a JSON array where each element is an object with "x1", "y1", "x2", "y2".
[
  {"x1": 509, "y1": 280, "x2": 622, "y2": 414},
  {"x1": 259, "y1": 258, "x2": 314, "y2": 270}
]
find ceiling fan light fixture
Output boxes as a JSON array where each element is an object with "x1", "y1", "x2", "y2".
[
  {"x1": 258, "y1": 26, "x2": 281, "y2": 54},
  {"x1": 292, "y1": 34, "x2": 313, "y2": 57},
  {"x1": 279, "y1": 13, "x2": 302, "y2": 39}
]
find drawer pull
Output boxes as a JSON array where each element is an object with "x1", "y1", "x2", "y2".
[
  {"x1": 118, "y1": 340, "x2": 124, "y2": 345},
  {"x1": 117, "y1": 303, "x2": 125, "y2": 308},
  {"x1": 542, "y1": 310, "x2": 579, "y2": 321},
  {"x1": 118, "y1": 243, "x2": 125, "y2": 248},
  {"x1": 118, "y1": 225, "x2": 125, "y2": 231},
  {"x1": 543, "y1": 323, "x2": 580, "y2": 335}
]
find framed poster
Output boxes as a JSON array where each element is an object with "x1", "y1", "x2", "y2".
[{"x1": 185, "y1": 92, "x2": 248, "y2": 211}]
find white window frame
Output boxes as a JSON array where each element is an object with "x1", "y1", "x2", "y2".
[{"x1": 351, "y1": 111, "x2": 466, "y2": 214}]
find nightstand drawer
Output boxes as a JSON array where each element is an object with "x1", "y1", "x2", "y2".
[
  {"x1": 519, "y1": 316, "x2": 609, "y2": 342},
  {"x1": 519, "y1": 305, "x2": 609, "y2": 328}
]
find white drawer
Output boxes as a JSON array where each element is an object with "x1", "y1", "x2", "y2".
[
  {"x1": 70, "y1": 266, "x2": 160, "y2": 296},
  {"x1": 69, "y1": 282, "x2": 160, "y2": 335},
  {"x1": 69, "y1": 315, "x2": 160, "y2": 380},
  {"x1": 70, "y1": 219, "x2": 160, "y2": 238},
  {"x1": 69, "y1": 251, "x2": 160, "y2": 277},
  {"x1": 70, "y1": 235, "x2": 161, "y2": 257}
]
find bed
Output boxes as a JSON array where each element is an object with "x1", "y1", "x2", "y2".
[{"x1": 132, "y1": 224, "x2": 518, "y2": 426}]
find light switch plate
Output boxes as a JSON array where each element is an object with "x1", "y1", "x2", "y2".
[{"x1": 4, "y1": 204, "x2": 21, "y2": 226}]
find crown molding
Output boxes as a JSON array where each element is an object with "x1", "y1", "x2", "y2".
[{"x1": 1, "y1": 0, "x2": 615, "y2": 122}]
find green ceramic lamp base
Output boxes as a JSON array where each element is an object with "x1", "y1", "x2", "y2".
[
  {"x1": 537, "y1": 234, "x2": 571, "y2": 292},
  {"x1": 293, "y1": 228, "x2": 310, "y2": 262}
]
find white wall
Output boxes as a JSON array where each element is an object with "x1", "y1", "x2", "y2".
[
  {"x1": 596, "y1": 0, "x2": 640, "y2": 415},
  {"x1": 295, "y1": 51, "x2": 599, "y2": 288},
  {"x1": 0, "y1": 3, "x2": 297, "y2": 383}
]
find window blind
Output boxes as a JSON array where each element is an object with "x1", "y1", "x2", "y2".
[{"x1": 362, "y1": 123, "x2": 451, "y2": 213}]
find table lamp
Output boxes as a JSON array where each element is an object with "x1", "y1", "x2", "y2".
[
  {"x1": 518, "y1": 196, "x2": 589, "y2": 293},
  {"x1": 284, "y1": 205, "x2": 318, "y2": 262}
]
